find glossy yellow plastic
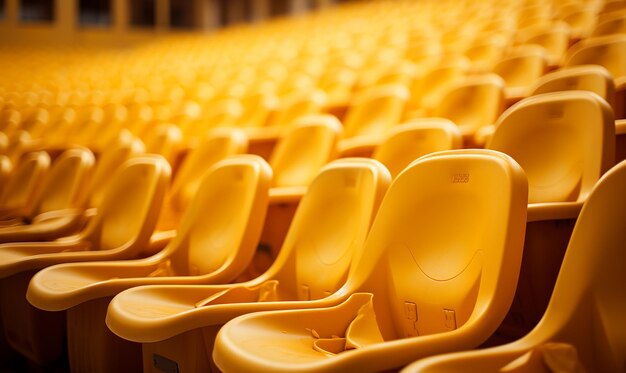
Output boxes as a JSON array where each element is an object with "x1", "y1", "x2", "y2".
[
  {"x1": 493, "y1": 45, "x2": 548, "y2": 103},
  {"x1": 270, "y1": 114, "x2": 342, "y2": 191},
  {"x1": 105, "y1": 158, "x2": 390, "y2": 372},
  {"x1": 256, "y1": 114, "x2": 343, "y2": 262},
  {"x1": 0, "y1": 148, "x2": 94, "y2": 243},
  {"x1": 404, "y1": 58, "x2": 470, "y2": 119},
  {"x1": 489, "y1": 91, "x2": 614, "y2": 207},
  {"x1": 87, "y1": 136, "x2": 146, "y2": 209},
  {"x1": 405, "y1": 158, "x2": 626, "y2": 373},
  {"x1": 0, "y1": 154, "x2": 170, "y2": 365},
  {"x1": 464, "y1": 37, "x2": 508, "y2": 73},
  {"x1": 0, "y1": 151, "x2": 50, "y2": 220},
  {"x1": 530, "y1": 65, "x2": 616, "y2": 108},
  {"x1": 517, "y1": 21, "x2": 571, "y2": 67},
  {"x1": 565, "y1": 35, "x2": 626, "y2": 84},
  {"x1": 592, "y1": 12, "x2": 626, "y2": 36},
  {"x1": 144, "y1": 123, "x2": 183, "y2": 169},
  {"x1": 434, "y1": 74, "x2": 505, "y2": 142},
  {"x1": 246, "y1": 90, "x2": 327, "y2": 158},
  {"x1": 212, "y1": 149, "x2": 528, "y2": 373},
  {"x1": 26, "y1": 155, "x2": 271, "y2": 372},
  {"x1": 372, "y1": 119, "x2": 462, "y2": 178},
  {"x1": 340, "y1": 84, "x2": 410, "y2": 156},
  {"x1": 270, "y1": 90, "x2": 327, "y2": 129},
  {"x1": 156, "y1": 129, "x2": 248, "y2": 232},
  {"x1": 487, "y1": 90, "x2": 615, "y2": 338},
  {"x1": 0, "y1": 156, "x2": 12, "y2": 198}
]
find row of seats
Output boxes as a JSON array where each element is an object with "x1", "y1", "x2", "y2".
[
  {"x1": 0, "y1": 0, "x2": 625, "y2": 371},
  {"x1": 0, "y1": 88, "x2": 623, "y2": 372}
]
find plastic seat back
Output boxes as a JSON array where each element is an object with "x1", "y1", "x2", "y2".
[
  {"x1": 144, "y1": 123, "x2": 183, "y2": 167},
  {"x1": 0, "y1": 156, "x2": 12, "y2": 197},
  {"x1": 373, "y1": 119, "x2": 462, "y2": 178},
  {"x1": 87, "y1": 137, "x2": 146, "y2": 208},
  {"x1": 519, "y1": 21, "x2": 571, "y2": 65},
  {"x1": 237, "y1": 93, "x2": 278, "y2": 128},
  {"x1": 565, "y1": 35, "x2": 626, "y2": 80},
  {"x1": 464, "y1": 37, "x2": 508, "y2": 72},
  {"x1": 592, "y1": 13, "x2": 626, "y2": 36},
  {"x1": 267, "y1": 158, "x2": 390, "y2": 301},
  {"x1": 270, "y1": 90, "x2": 327, "y2": 128},
  {"x1": 212, "y1": 150, "x2": 528, "y2": 373},
  {"x1": 0, "y1": 151, "x2": 50, "y2": 214},
  {"x1": 168, "y1": 129, "x2": 248, "y2": 213},
  {"x1": 404, "y1": 158, "x2": 626, "y2": 373},
  {"x1": 82, "y1": 155, "x2": 171, "y2": 253},
  {"x1": 530, "y1": 65, "x2": 616, "y2": 108},
  {"x1": 269, "y1": 114, "x2": 342, "y2": 188},
  {"x1": 434, "y1": 74, "x2": 505, "y2": 136},
  {"x1": 493, "y1": 45, "x2": 548, "y2": 89},
  {"x1": 32, "y1": 148, "x2": 95, "y2": 216},
  {"x1": 166, "y1": 155, "x2": 271, "y2": 279},
  {"x1": 350, "y1": 150, "x2": 527, "y2": 340},
  {"x1": 342, "y1": 84, "x2": 410, "y2": 139},
  {"x1": 488, "y1": 91, "x2": 615, "y2": 203},
  {"x1": 406, "y1": 58, "x2": 470, "y2": 113}
]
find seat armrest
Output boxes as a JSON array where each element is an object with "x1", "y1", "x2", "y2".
[{"x1": 527, "y1": 202, "x2": 584, "y2": 222}]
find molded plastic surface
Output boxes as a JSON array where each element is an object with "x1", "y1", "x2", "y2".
[
  {"x1": 212, "y1": 149, "x2": 528, "y2": 373},
  {"x1": 270, "y1": 114, "x2": 342, "y2": 189},
  {"x1": 488, "y1": 91, "x2": 615, "y2": 204},
  {"x1": 0, "y1": 148, "x2": 94, "y2": 242},
  {"x1": 565, "y1": 35, "x2": 626, "y2": 82},
  {"x1": 434, "y1": 74, "x2": 505, "y2": 139},
  {"x1": 404, "y1": 159, "x2": 626, "y2": 373},
  {"x1": 27, "y1": 155, "x2": 272, "y2": 311},
  {"x1": 373, "y1": 119, "x2": 462, "y2": 178},
  {"x1": 0, "y1": 154, "x2": 171, "y2": 279},
  {"x1": 157, "y1": 129, "x2": 248, "y2": 231},
  {"x1": 0, "y1": 151, "x2": 50, "y2": 219},
  {"x1": 106, "y1": 158, "x2": 390, "y2": 344}
]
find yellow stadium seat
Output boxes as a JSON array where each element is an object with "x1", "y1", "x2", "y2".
[
  {"x1": 0, "y1": 133, "x2": 8, "y2": 155},
  {"x1": 106, "y1": 157, "x2": 390, "y2": 372},
  {"x1": 269, "y1": 114, "x2": 342, "y2": 192},
  {"x1": 592, "y1": 12, "x2": 626, "y2": 36},
  {"x1": 487, "y1": 91, "x2": 615, "y2": 339},
  {"x1": 433, "y1": 74, "x2": 505, "y2": 145},
  {"x1": 565, "y1": 34, "x2": 626, "y2": 84},
  {"x1": 212, "y1": 149, "x2": 528, "y2": 373},
  {"x1": 156, "y1": 128, "x2": 248, "y2": 233},
  {"x1": 237, "y1": 92, "x2": 279, "y2": 128},
  {"x1": 0, "y1": 156, "x2": 11, "y2": 196},
  {"x1": 601, "y1": 0, "x2": 626, "y2": 15},
  {"x1": 560, "y1": 6, "x2": 599, "y2": 40},
  {"x1": 565, "y1": 35, "x2": 626, "y2": 146},
  {"x1": 87, "y1": 135, "x2": 146, "y2": 210},
  {"x1": 26, "y1": 155, "x2": 272, "y2": 372},
  {"x1": 0, "y1": 154, "x2": 170, "y2": 365},
  {"x1": 0, "y1": 148, "x2": 94, "y2": 243},
  {"x1": 340, "y1": 84, "x2": 410, "y2": 157},
  {"x1": 246, "y1": 90, "x2": 327, "y2": 158},
  {"x1": 404, "y1": 158, "x2": 626, "y2": 373},
  {"x1": 493, "y1": 45, "x2": 548, "y2": 105},
  {"x1": 372, "y1": 118, "x2": 462, "y2": 178},
  {"x1": 464, "y1": 37, "x2": 509, "y2": 73},
  {"x1": 144, "y1": 123, "x2": 183, "y2": 169},
  {"x1": 258, "y1": 114, "x2": 343, "y2": 272},
  {"x1": 404, "y1": 57, "x2": 470, "y2": 119},
  {"x1": 530, "y1": 65, "x2": 616, "y2": 108},
  {"x1": 516, "y1": 21, "x2": 572, "y2": 68},
  {"x1": 0, "y1": 151, "x2": 50, "y2": 220},
  {"x1": 270, "y1": 89, "x2": 327, "y2": 129}
]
